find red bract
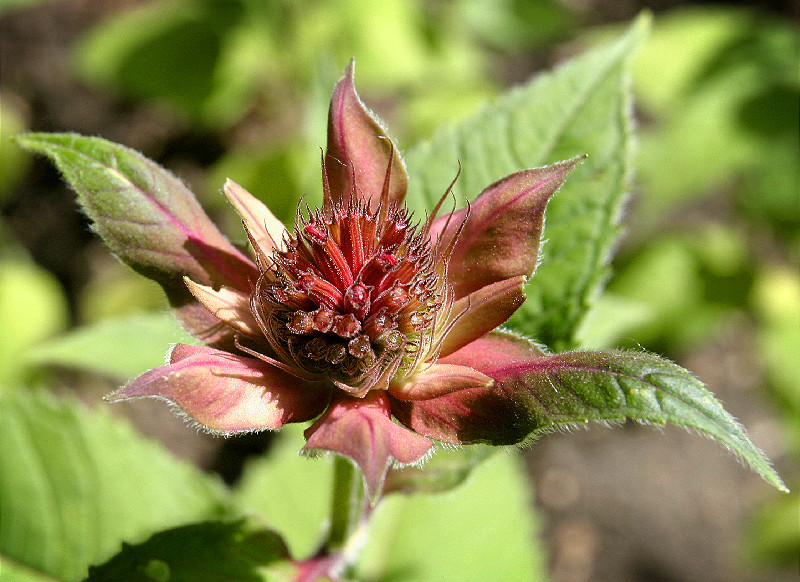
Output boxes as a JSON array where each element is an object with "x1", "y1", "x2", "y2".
[{"x1": 109, "y1": 61, "x2": 581, "y2": 497}]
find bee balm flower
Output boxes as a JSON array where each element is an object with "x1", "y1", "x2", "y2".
[{"x1": 109, "y1": 61, "x2": 581, "y2": 496}]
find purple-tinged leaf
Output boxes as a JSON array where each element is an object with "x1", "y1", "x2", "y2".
[
  {"x1": 222, "y1": 178, "x2": 286, "y2": 258},
  {"x1": 324, "y1": 60, "x2": 408, "y2": 211},
  {"x1": 108, "y1": 344, "x2": 329, "y2": 433},
  {"x1": 15, "y1": 133, "x2": 257, "y2": 345},
  {"x1": 432, "y1": 156, "x2": 584, "y2": 299},
  {"x1": 395, "y1": 331, "x2": 788, "y2": 492},
  {"x1": 304, "y1": 392, "x2": 433, "y2": 501},
  {"x1": 390, "y1": 363, "x2": 492, "y2": 401},
  {"x1": 439, "y1": 275, "x2": 527, "y2": 357}
]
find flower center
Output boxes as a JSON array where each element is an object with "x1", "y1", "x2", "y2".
[{"x1": 252, "y1": 199, "x2": 452, "y2": 396}]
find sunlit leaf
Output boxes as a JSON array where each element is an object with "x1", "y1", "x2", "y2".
[
  {"x1": 405, "y1": 15, "x2": 649, "y2": 350},
  {"x1": 356, "y1": 451, "x2": 546, "y2": 582},
  {"x1": 233, "y1": 425, "x2": 332, "y2": 560},
  {"x1": 0, "y1": 258, "x2": 69, "y2": 385},
  {"x1": 0, "y1": 390, "x2": 229, "y2": 581},
  {"x1": 427, "y1": 332, "x2": 788, "y2": 492}
]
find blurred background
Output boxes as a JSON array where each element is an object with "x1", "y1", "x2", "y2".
[{"x1": 1, "y1": 1, "x2": 797, "y2": 581}]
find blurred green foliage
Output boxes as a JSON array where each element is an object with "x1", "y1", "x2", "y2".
[{"x1": 1, "y1": 1, "x2": 797, "y2": 579}]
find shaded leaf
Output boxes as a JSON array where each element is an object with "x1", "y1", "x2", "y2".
[
  {"x1": 0, "y1": 390, "x2": 229, "y2": 582},
  {"x1": 85, "y1": 519, "x2": 293, "y2": 582},
  {"x1": 383, "y1": 445, "x2": 495, "y2": 496},
  {"x1": 405, "y1": 15, "x2": 649, "y2": 350}
]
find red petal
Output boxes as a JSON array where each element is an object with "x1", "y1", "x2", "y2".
[
  {"x1": 391, "y1": 332, "x2": 546, "y2": 445},
  {"x1": 324, "y1": 60, "x2": 408, "y2": 211},
  {"x1": 303, "y1": 391, "x2": 433, "y2": 501},
  {"x1": 432, "y1": 157, "x2": 583, "y2": 299},
  {"x1": 107, "y1": 345, "x2": 329, "y2": 433}
]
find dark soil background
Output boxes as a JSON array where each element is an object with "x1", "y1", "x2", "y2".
[{"x1": 1, "y1": 1, "x2": 796, "y2": 581}]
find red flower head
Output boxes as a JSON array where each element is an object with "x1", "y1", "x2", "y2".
[{"x1": 109, "y1": 61, "x2": 581, "y2": 497}]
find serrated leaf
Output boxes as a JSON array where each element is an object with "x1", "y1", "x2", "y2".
[
  {"x1": 27, "y1": 312, "x2": 197, "y2": 380},
  {"x1": 0, "y1": 390, "x2": 230, "y2": 581},
  {"x1": 85, "y1": 519, "x2": 293, "y2": 582},
  {"x1": 400, "y1": 332, "x2": 787, "y2": 491},
  {"x1": 355, "y1": 451, "x2": 546, "y2": 582},
  {"x1": 13, "y1": 133, "x2": 255, "y2": 308},
  {"x1": 405, "y1": 15, "x2": 649, "y2": 350}
]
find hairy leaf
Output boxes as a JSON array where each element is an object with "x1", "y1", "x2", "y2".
[
  {"x1": 14, "y1": 133, "x2": 256, "y2": 346},
  {"x1": 405, "y1": 16, "x2": 650, "y2": 350},
  {"x1": 0, "y1": 390, "x2": 229, "y2": 581},
  {"x1": 419, "y1": 332, "x2": 788, "y2": 492}
]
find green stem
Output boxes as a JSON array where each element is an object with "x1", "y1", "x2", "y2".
[{"x1": 327, "y1": 456, "x2": 365, "y2": 552}]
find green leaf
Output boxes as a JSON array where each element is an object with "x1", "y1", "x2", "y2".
[
  {"x1": 405, "y1": 15, "x2": 649, "y2": 350},
  {"x1": 85, "y1": 519, "x2": 294, "y2": 582},
  {"x1": 404, "y1": 332, "x2": 786, "y2": 491},
  {"x1": 746, "y1": 493, "x2": 800, "y2": 568},
  {"x1": 12, "y1": 133, "x2": 254, "y2": 305},
  {"x1": 499, "y1": 338, "x2": 788, "y2": 492},
  {"x1": 27, "y1": 312, "x2": 197, "y2": 380},
  {"x1": 0, "y1": 390, "x2": 229, "y2": 581},
  {"x1": 355, "y1": 451, "x2": 546, "y2": 581},
  {"x1": 383, "y1": 445, "x2": 496, "y2": 495},
  {"x1": 232, "y1": 425, "x2": 332, "y2": 560},
  {"x1": 0, "y1": 258, "x2": 69, "y2": 385}
]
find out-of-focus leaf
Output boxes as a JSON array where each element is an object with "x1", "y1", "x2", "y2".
[
  {"x1": 0, "y1": 97, "x2": 29, "y2": 200},
  {"x1": 606, "y1": 235, "x2": 724, "y2": 348},
  {"x1": 74, "y1": 0, "x2": 239, "y2": 123},
  {"x1": 355, "y1": 451, "x2": 546, "y2": 582},
  {"x1": 405, "y1": 15, "x2": 649, "y2": 350},
  {"x1": 632, "y1": 8, "x2": 800, "y2": 225},
  {"x1": 27, "y1": 312, "x2": 196, "y2": 380},
  {"x1": 85, "y1": 519, "x2": 294, "y2": 582},
  {"x1": 574, "y1": 293, "x2": 652, "y2": 349},
  {"x1": 232, "y1": 425, "x2": 332, "y2": 560},
  {"x1": 208, "y1": 142, "x2": 313, "y2": 229},
  {"x1": 79, "y1": 263, "x2": 167, "y2": 323},
  {"x1": 746, "y1": 492, "x2": 800, "y2": 568},
  {"x1": 0, "y1": 390, "x2": 229, "y2": 582},
  {"x1": 0, "y1": 258, "x2": 68, "y2": 385},
  {"x1": 752, "y1": 267, "x2": 800, "y2": 451}
]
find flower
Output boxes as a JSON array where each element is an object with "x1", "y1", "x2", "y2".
[{"x1": 109, "y1": 61, "x2": 581, "y2": 497}]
